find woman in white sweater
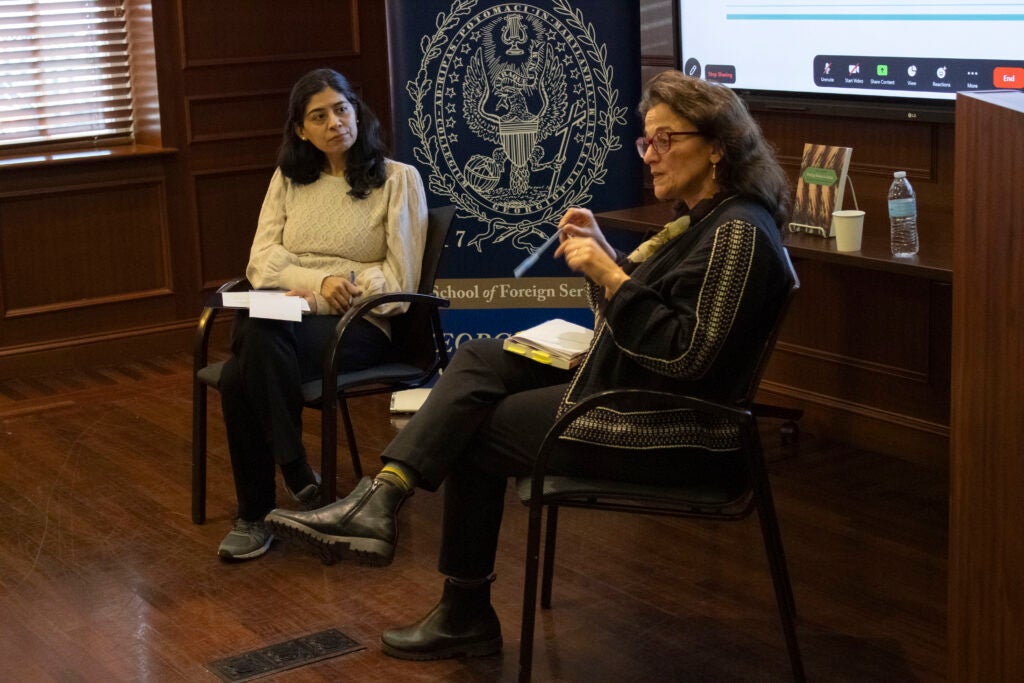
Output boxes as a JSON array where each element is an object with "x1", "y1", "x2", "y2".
[{"x1": 217, "y1": 69, "x2": 428, "y2": 561}]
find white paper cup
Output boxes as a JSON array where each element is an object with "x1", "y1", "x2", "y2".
[{"x1": 833, "y1": 210, "x2": 865, "y2": 252}]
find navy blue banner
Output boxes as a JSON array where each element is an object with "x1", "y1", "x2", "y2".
[{"x1": 387, "y1": 0, "x2": 643, "y2": 347}]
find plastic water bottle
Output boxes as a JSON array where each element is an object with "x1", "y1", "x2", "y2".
[{"x1": 887, "y1": 171, "x2": 918, "y2": 257}]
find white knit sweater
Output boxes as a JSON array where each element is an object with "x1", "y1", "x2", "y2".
[{"x1": 246, "y1": 160, "x2": 428, "y2": 335}]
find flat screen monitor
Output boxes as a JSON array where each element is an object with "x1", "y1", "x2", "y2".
[{"x1": 678, "y1": 1, "x2": 1024, "y2": 120}]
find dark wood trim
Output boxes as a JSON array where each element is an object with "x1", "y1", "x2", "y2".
[
  {"x1": 183, "y1": 88, "x2": 289, "y2": 144},
  {"x1": 776, "y1": 341, "x2": 930, "y2": 384},
  {"x1": 0, "y1": 144, "x2": 176, "y2": 172},
  {"x1": 3, "y1": 289, "x2": 176, "y2": 320},
  {"x1": 0, "y1": 323, "x2": 196, "y2": 380}
]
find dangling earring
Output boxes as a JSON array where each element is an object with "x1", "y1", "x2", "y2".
[{"x1": 712, "y1": 162, "x2": 718, "y2": 181}]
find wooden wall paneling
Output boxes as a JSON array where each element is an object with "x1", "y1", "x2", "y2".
[
  {"x1": 0, "y1": 179, "x2": 172, "y2": 317},
  {"x1": 758, "y1": 258, "x2": 951, "y2": 464},
  {"x1": 780, "y1": 262, "x2": 934, "y2": 380},
  {"x1": 185, "y1": 90, "x2": 291, "y2": 145},
  {"x1": 193, "y1": 166, "x2": 276, "y2": 287},
  {"x1": 0, "y1": 155, "x2": 183, "y2": 351},
  {"x1": 177, "y1": 0, "x2": 359, "y2": 67},
  {"x1": 949, "y1": 90, "x2": 1024, "y2": 682}
]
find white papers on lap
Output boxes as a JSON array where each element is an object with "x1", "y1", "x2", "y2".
[
  {"x1": 221, "y1": 291, "x2": 310, "y2": 322},
  {"x1": 503, "y1": 318, "x2": 594, "y2": 369}
]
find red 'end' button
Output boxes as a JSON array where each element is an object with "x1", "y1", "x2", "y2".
[{"x1": 993, "y1": 67, "x2": 1024, "y2": 88}]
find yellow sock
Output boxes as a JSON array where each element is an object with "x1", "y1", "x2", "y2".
[{"x1": 376, "y1": 462, "x2": 416, "y2": 492}]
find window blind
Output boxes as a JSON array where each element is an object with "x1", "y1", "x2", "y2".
[{"x1": 0, "y1": 0, "x2": 134, "y2": 150}]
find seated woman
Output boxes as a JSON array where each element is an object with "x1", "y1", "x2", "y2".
[
  {"x1": 265, "y1": 70, "x2": 792, "y2": 659},
  {"x1": 216, "y1": 68, "x2": 427, "y2": 561}
]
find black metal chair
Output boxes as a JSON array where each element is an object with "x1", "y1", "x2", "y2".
[
  {"x1": 190, "y1": 205, "x2": 456, "y2": 524},
  {"x1": 516, "y1": 248, "x2": 804, "y2": 682}
]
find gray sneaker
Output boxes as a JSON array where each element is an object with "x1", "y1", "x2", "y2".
[{"x1": 218, "y1": 519, "x2": 273, "y2": 561}]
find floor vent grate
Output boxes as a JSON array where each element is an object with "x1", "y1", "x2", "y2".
[{"x1": 206, "y1": 628, "x2": 363, "y2": 682}]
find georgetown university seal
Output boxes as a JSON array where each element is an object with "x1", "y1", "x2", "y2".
[{"x1": 405, "y1": 0, "x2": 627, "y2": 253}]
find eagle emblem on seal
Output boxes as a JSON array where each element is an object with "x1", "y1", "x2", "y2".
[
  {"x1": 462, "y1": 19, "x2": 578, "y2": 201},
  {"x1": 406, "y1": 0, "x2": 626, "y2": 252}
]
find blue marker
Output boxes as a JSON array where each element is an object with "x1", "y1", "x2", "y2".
[{"x1": 513, "y1": 230, "x2": 561, "y2": 278}]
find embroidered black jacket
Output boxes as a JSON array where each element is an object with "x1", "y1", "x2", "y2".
[{"x1": 559, "y1": 196, "x2": 791, "y2": 451}]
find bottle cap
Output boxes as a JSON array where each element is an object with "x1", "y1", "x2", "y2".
[{"x1": 893, "y1": 170, "x2": 906, "y2": 178}]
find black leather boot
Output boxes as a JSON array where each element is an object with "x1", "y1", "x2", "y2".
[
  {"x1": 263, "y1": 476, "x2": 411, "y2": 566},
  {"x1": 380, "y1": 576, "x2": 502, "y2": 660}
]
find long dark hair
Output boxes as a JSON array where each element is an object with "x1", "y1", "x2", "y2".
[
  {"x1": 277, "y1": 68, "x2": 387, "y2": 198},
  {"x1": 639, "y1": 71, "x2": 791, "y2": 230}
]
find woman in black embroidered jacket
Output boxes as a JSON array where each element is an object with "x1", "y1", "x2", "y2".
[{"x1": 265, "y1": 70, "x2": 793, "y2": 661}]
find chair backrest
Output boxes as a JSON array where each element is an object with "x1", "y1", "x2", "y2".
[
  {"x1": 417, "y1": 205, "x2": 456, "y2": 295},
  {"x1": 740, "y1": 247, "x2": 800, "y2": 405},
  {"x1": 390, "y1": 205, "x2": 456, "y2": 367}
]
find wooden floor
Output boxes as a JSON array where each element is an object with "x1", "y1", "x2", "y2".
[{"x1": 0, "y1": 353, "x2": 948, "y2": 682}]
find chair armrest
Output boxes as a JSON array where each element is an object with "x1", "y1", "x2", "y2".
[
  {"x1": 205, "y1": 276, "x2": 253, "y2": 308},
  {"x1": 323, "y1": 291, "x2": 451, "y2": 379},
  {"x1": 751, "y1": 402, "x2": 804, "y2": 421},
  {"x1": 193, "y1": 276, "x2": 251, "y2": 372},
  {"x1": 548, "y1": 389, "x2": 750, "y2": 432},
  {"x1": 528, "y1": 388, "x2": 753, "y2": 503},
  {"x1": 336, "y1": 291, "x2": 450, "y2": 328}
]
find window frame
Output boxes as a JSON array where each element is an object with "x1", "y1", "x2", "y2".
[{"x1": 0, "y1": 0, "x2": 163, "y2": 163}]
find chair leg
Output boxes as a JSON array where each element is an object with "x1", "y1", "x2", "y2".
[
  {"x1": 541, "y1": 505, "x2": 559, "y2": 609},
  {"x1": 321, "y1": 399, "x2": 338, "y2": 505},
  {"x1": 191, "y1": 380, "x2": 207, "y2": 524},
  {"x1": 339, "y1": 398, "x2": 362, "y2": 479},
  {"x1": 752, "y1": 476, "x2": 805, "y2": 681},
  {"x1": 519, "y1": 498, "x2": 546, "y2": 682}
]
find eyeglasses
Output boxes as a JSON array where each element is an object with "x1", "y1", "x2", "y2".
[{"x1": 635, "y1": 130, "x2": 702, "y2": 158}]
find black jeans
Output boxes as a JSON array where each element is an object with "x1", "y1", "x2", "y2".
[{"x1": 220, "y1": 313, "x2": 390, "y2": 521}]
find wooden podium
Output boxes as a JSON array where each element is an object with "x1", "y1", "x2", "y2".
[{"x1": 949, "y1": 90, "x2": 1024, "y2": 681}]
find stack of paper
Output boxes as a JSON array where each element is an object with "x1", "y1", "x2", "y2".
[
  {"x1": 502, "y1": 318, "x2": 594, "y2": 369},
  {"x1": 221, "y1": 290, "x2": 310, "y2": 322}
]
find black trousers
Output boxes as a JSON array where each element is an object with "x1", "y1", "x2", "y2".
[
  {"x1": 220, "y1": 313, "x2": 389, "y2": 521},
  {"x1": 383, "y1": 337, "x2": 746, "y2": 580},
  {"x1": 381, "y1": 338, "x2": 570, "y2": 579}
]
